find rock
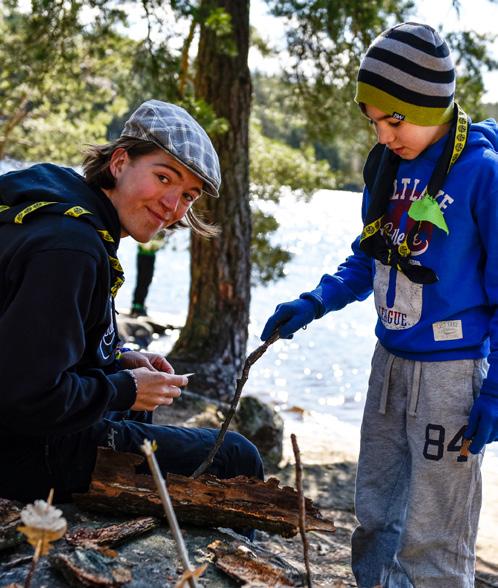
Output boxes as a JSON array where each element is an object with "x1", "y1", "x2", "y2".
[
  {"x1": 116, "y1": 317, "x2": 154, "y2": 349},
  {"x1": 235, "y1": 396, "x2": 284, "y2": 468},
  {"x1": 185, "y1": 405, "x2": 226, "y2": 429}
]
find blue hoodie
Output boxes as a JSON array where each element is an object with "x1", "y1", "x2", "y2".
[{"x1": 304, "y1": 119, "x2": 498, "y2": 392}]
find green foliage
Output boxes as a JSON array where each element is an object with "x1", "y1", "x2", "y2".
[
  {"x1": 0, "y1": 4, "x2": 131, "y2": 162},
  {"x1": 261, "y1": 1, "x2": 498, "y2": 188},
  {"x1": 252, "y1": 73, "x2": 369, "y2": 190},
  {"x1": 250, "y1": 121, "x2": 335, "y2": 202},
  {"x1": 264, "y1": 0, "x2": 414, "y2": 143},
  {"x1": 0, "y1": 1, "x2": 230, "y2": 163},
  {"x1": 250, "y1": 208, "x2": 291, "y2": 285},
  {"x1": 447, "y1": 30, "x2": 498, "y2": 119},
  {"x1": 249, "y1": 121, "x2": 334, "y2": 284}
]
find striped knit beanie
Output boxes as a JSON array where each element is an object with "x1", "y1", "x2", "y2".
[{"x1": 355, "y1": 22, "x2": 455, "y2": 126}]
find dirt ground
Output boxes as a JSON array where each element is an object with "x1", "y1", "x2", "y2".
[{"x1": 1, "y1": 399, "x2": 497, "y2": 587}]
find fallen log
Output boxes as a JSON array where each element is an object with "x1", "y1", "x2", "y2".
[
  {"x1": 208, "y1": 539, "x2": 303, "y2": 586},
  {"x1": 74, "y1": 448, "x2": 335, "y2": 538}
]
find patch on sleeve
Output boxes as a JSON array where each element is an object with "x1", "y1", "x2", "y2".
[{"x1": 432, "y1": 320, "x2": 463, "y2": 341}]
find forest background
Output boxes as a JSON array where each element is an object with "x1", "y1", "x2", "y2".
[{"x1": 1, "y1": 0, "x2": 498, "y2": 399}]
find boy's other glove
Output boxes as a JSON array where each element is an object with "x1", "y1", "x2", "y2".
[
  {"x1": 260, "y1": 298, "x2": 316, "y2": 341},
  {"x1": 464, "y1": 391, "x2": 498, "y2": 454}
]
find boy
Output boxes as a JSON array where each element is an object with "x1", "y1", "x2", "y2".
[{"x1": 261, "y1": 23, "x2": 498, "y2": 587}]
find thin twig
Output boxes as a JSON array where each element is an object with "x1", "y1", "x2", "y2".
[
  {"x1": 291, "y1": 434, "x2": 313, "y2": 588},
  {"x1": 141, "y1": 440, "x2": 199, "y2": 588},
  {"x1": 24, "y1": 553, "x2": 37, "y2": 588},
  {"x1": 191, "y1": 331, "x2": 280, "y2": 479},
  {"x1": 24, "y1": 488, "x2": 54, "y2": 588}
]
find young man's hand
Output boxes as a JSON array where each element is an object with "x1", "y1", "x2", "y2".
[
  {"x1": 464, "y1": 391, "x2": 498, "y2": 454},
  {"x1": 130, "y1": 368, "x2": 188, "y2": 411},
  {"x1": 119, "y1": 350, "x2": 174, "y2": 373}
]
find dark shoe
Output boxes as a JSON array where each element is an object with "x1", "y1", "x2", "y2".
[{"x1": 129, "y1": 304, "x2": 147, "y2": 318}]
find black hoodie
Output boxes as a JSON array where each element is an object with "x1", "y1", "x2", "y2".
[{"x1": 0, "y1": 164, "x2": 136, "y2": 442}]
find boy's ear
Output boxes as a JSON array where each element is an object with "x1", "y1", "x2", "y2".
[{"x1": 109, "y1": 148, "x2": 129, "y2": 179}]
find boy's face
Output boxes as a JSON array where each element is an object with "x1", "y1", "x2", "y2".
[
  {"x1": 106, "y1": 148, "x2": 203, "y2": 242},
  {"x1": 364, "y1": 104, "x2": 450, "y2": 160}
]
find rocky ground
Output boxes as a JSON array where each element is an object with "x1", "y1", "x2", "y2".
[{"x1": 2, "y1": 312, "x2": 497, "y2": 586}]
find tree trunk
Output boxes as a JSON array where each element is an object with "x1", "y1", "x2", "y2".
[{"x1": 170, "y1": 0, "x2": 252, "y2": 402}]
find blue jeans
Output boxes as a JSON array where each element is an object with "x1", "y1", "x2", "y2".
[{"x1": 0, "y1": 410, "x2": 264, "y2": 504}]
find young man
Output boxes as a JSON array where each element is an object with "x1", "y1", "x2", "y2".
[
  {"x1": 261, "y1": 23, "x2": 498, "y2": 588},
  {"x1": 0, "y1": 99, "x2": 263, "y2": 503}
]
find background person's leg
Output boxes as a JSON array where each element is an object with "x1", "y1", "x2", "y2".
[{"x1": 131, "y1": 252, "x2": 156, "y2": 316}]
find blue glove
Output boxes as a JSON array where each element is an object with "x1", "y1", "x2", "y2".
[
  {"x1": 464, "y1": 391, "x2": 498, "y2": 454},
  {"x1": 261, "y1": 298, "x2": 316, "y2": 341}
]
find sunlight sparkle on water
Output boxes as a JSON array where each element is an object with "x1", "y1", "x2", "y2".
[{"x1": 319, "y1": 395, "x2": 346, "y2": 407}]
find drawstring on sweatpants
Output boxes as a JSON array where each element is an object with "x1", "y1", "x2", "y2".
[
  {"x1": 378, "y1": 354, "x2": 422, "y2": 416},
  {"x1": 378, "y1": 353, "x2": 395, "y2": 415},
  {"x1": 408, "y1": 361, "x2": 422, "y2": 417}
]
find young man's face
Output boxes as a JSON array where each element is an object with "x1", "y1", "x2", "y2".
[
  {"x1": 106, "y1": 148, "x2": 203, "y2": 242},
  {"x1": 364, "y1": 104, "x2": 450, "y2": 160}
]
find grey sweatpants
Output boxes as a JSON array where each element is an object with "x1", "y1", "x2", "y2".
[{"x1": 352, "y1": 343, "x2": 486, "y2": 588}]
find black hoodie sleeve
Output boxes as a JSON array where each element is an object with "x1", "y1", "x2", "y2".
[{"x1": 0, "y1": 248, "x2": 136, "y2": 437}]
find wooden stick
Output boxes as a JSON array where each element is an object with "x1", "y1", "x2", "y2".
[
  {"x1": 460, "y1": 438, "x2": 472, "y2": 458},
  {"x1": 191, "y1": 331, "x2": 280, "y2": 479},
  {"x1": 24, "y1": 488, "x2": 55, "y2": 588},
  {"x1": 291, "y1": 434, "x2": 313, "y2": 588},
  {"x1": 141, "y1": 440, "x2": 199, "y2": 588}
]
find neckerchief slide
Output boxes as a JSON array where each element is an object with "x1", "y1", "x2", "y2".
[{"x1": 0, "y1": 201, "x2": 124, "y2": 297}]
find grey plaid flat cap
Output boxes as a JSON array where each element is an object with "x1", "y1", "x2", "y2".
[{"x1": 121, "y1": 99, "x2": 221, "y2": 197}]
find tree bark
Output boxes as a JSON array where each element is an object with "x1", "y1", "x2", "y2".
[
  {"x1": 170, "y1": 0, "x2": 252, "y2": 402},
  {"x1": 73, "y1": 449, "x2": 336, "y2": 539}
]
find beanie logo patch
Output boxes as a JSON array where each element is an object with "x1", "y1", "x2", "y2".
[{"x1": 392, "y1": 112, "x2": 405, "y2": 121}]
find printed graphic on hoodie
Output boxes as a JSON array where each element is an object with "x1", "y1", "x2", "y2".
[
  {"x1": 98, "y1": 297, "x2": 117, "y2": 361},
  {"x1": 374, "y1": 177, "x2": 454, "y2": 330}
]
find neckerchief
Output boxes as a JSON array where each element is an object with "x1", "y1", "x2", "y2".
[
  {"x1": 360, "y1": 103, "x2": 470, "y2": 284},
  {"x1": 0, "y1": 201, "x2": 124, "y2": 297}
]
